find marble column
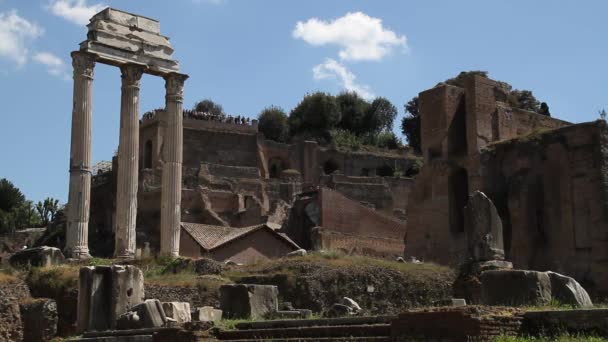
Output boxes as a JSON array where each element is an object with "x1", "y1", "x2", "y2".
[
  {"x1": 66, "y1": 51, "x2": 95, "y2": 259},
  {"x1": 160, "y1": 72, "x2": 188, "y2": 256},
  {"x1": 114, "y1": 64, "x2": 145, "y2": 259}
]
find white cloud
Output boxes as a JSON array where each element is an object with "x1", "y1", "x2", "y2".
[
  {"x1": 293, "y1": 12, "x2": 406, "y2": 62},
  {"x1": 313, "y1": 58, "x2": 374, "y2": 100},
  {"x1": 48, "y1": 0, "x2": 106, "y2": 26},
  {"x1": 0, "y1": 10, "x2": 44, "y2": 66},
  {"x1": 33, "y1": 51, "x2": 70, "y2": 80}
]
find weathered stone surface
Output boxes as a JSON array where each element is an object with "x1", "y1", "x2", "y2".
[
  {"x1": 219, "y1": 284, "x2": 278, "y2": 319},
  {"x1": 131, "y1": 299, "x2": 167, "y2": 328},
  {"x1": 118, "y1": 299, "x2": 168, "y2": 330},
  {"x1": 9, "y1": 246, "x2": 65, "y2": 268},
  {"x1": 193, "y1": 258, "x2": 223, "y2": 275},
  {"x1": 342, "y1": 297, "x2": 362, "y2": 313},
  {"x1": 325, "y1": 303, "x2": 352, "y2": 317},
  {"x1": 77, "y1": 265, "x2": 145, "y2": 332},
  {"x1": 465, "y1": 191, "x2": 505, "y2": 262},
  {"x1": 20, "y1": 298, "x2": 58, "y2": 342},
  {"x1": 470, "y1": 260, "x2": 513, "y2": 273},
  {"x1": 480, "y1": 270, "x2": 551, "y2": 306},
  {"x1": 0, "y1": 297, "x2": 22, "y2": 342},
  {"x1": 161, "y1": 302, "x2": 191, "y2": 323},
  {"x1": 547, "y1": 271, "x2": 593, "y2": 307},
  {"x1": 192, "y1": 306, "x2": 222, "y2": 322},
  {"x1": 287, "y1": 249, "x2": 307, "y2": 257}
]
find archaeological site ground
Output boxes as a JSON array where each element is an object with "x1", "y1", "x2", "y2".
[{"x1": 1, "y1": 4, "x2": 608, "y2": 342}]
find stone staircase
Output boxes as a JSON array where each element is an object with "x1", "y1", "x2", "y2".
[{"x1": 215, "y1": 316, "x2": 393, "y2": 341}]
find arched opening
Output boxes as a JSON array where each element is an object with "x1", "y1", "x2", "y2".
[
  {"x1": 376, "y1": 164, "x2": 394, "y2": 177},
  {"x1": 448, "y1": 168, "x2": 469, "y2": 234},
  {"x1": 268, "y1": 157, "x2": 287, "y2": 179},
  {"x1": 144, "y1": 140, "x2": 153, "y2": 169},
  {"x1": 323, "y1": 159, "x2": 339, "y2": 175}
]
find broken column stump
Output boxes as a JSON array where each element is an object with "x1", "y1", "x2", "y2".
[
  {"x1": 77, "y1": 265, "x2": 145, "y2": 332},
  {"x1": 220, "y1": 284, "x2": 278, "y2": 319}
]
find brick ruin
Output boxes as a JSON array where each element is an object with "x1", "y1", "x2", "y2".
[
  {"x1": 406, "y1": 74, "x2": 608, "y2": 293},
  {"x1": 89, "y1": 107, "x2": 417, "y2": 258}
]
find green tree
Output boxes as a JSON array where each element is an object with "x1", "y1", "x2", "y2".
[
  {"x1": 288, "y1": 92, "x2": 341, "y2": 142},
  {"x1": 258, "y1": 106, "x2": 289, "y2": 143},
  {"x1": 336, "y1": 91, "x2": 369, "y2": 135},
  {"x1": 401, "y1": 96, "x2": 421, "y2": 153},
  {"x1": 194, "y1": 99, "x2": 224, "y2": 116},
  {"x1": 35, "y1": 197, "x2": 60, "y2": 227},
  {"x1": 0, "y1": 178, "x2": 25, "y2": 212},
  {"x1": 508, "y1": 89, "x2": 541, "y2": 112},
  {"x1": 376, "y1": 131, "x2": 402, "y2": 149},
  {"x1": 539, "y1": 102, "x2": 551, "y2": 116},
  {"x1": 365, "y1": 97, "x2": 398, "y2": 134},
  {"x1": 444, "y1": 70, "x2": 489, "y2": 87}
]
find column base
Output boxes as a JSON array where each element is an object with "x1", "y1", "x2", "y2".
[
  {"x1": 66, "y1": 248, "x2": 91, "y2": 260},
  {"x1": 114, "y1": 252, "x2": 136, "y2": 260}
]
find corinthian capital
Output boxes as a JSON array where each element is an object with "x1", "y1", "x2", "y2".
[
  {"x1": 71, "y1": 51, "x2": 96, "y2": 79},
  {"x1": 120, "y1": 64, "x2": 145, "y2": 88},
  {"x1": 164, "y1": 73, "x2": 189, "y2": 98}
]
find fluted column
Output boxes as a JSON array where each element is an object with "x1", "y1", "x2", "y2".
[
  {"x1": 160, "y1": 72, "x2": 188, "y2": 256},
  {"x1": 114, "y1": 64, "x2": 144, "y2": 259},
  {"x1": 66, "y1": 51, "x2": 95, "y2": 259}
]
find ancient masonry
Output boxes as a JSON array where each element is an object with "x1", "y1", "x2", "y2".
[{"x1": 65, "y1": 8, "x2": 188, "y2": 259}]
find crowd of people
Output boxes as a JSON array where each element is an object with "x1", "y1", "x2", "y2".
[
  {"x1": 142, "y1": 109, "x2": 251, "y2": 125},
  {"x1": 183, "y1": 109, "x2": 251, "y2": 125}
]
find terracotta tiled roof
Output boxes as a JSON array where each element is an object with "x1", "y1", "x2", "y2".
[{"x1": 180, "y1": 222, "x2": 300, "y2": 251}]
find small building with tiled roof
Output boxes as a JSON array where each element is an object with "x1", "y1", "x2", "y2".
[{"x1": 179, "y1": 222, "x2": 301, "y2": 264}]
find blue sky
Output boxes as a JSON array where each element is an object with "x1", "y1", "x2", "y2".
[{"x1": 0, "y1": 0, "x2": 606, "y2": 203}]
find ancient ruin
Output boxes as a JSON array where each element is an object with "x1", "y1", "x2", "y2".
[
  {"x1": 406, "y1": 73, "x2": 608, "y2": 294},
  {"x1": 4, "y1": 4, "x2": 608, "y2": 342},
  {"x1": 65, "y1": 8, "x2": 188, "y2": 259}
]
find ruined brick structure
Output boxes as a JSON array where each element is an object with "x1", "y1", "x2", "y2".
[
  {"x1": 406, "y1": 74, "x2": 608, "y2": 293},
  {"x1": 90, "y1": 108, "x2": 417, "y2": 258}
]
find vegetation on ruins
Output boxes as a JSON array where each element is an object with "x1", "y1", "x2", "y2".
[
  {"x1": 401, "y1": 71, "x2": 551, "y2": 154},
  {"x1": 287, "y1": 91, "x2": 401, "y2": 150},
  {"x1": 401, "y1": 96, "x2": 421, "y2": 153},
  {"x1": 288, "y1": 91, "x2": 341, "y2": 142},
  {"x1": 0, "y1": 178, "x2": 62, "y2": 234},
  {"x1": 257, "y1": 105, "x2": 289, "y2": 143},
  {"x1": 194, "y1": 98, "x2": 225, "y2": 116}
]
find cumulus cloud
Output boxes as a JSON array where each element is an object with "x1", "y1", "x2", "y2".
[
  {"x1": 48, "y1": 0, "x2": 106, "y2": 26},
  {"x1": 293, "y1": 12, "x2": 406, "y2": 62},
  {"x1": 313, "y1": 58, "x2": 374, "y2": 100},
  {"x1": 33, "y1": 51, "x2": 70, "y2": 80},
  {"x1": 0, "y1": 10, "x2": 44, "y2": 67}
]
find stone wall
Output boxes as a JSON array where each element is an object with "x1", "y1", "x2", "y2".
[
  {"x1": 320, "y1": 187, "x2": 405, "y2": 241},
  {"x1": 480, "y1": 121, "x2": 608, "y2": 292},
  {"x1": 406, "y1": 72, "x2": 608, "y2": 294},
  {"x1": 183, "y1": 128, "x2": 258, "y2": 168}
]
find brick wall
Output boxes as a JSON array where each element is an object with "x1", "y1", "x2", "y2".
[{"x1": 320, "y1": 187, "x2": 406, "y2": 241}]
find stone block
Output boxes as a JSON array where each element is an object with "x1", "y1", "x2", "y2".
[
  {"x1": 162, "y1": 302, "x2": 191, "y2": 323},
  {"x1": 0, "y1": 297, "x2": 22, "y2": 342},
  {"x1": 547, "y1": 271, "x2": 593, "y2": 307},
  {"x1": 219, "y1": 284, "x2": 278, "y2": 319},
  {"x1": 451, "y1": 298, "x2": 467, "y2": 307},
  {"x1": 9, "y1": 246, "x2": 65, "y2": 268},
  {"x1": 77, "y1": 265, "x2": 145, "y2": 332},
  {"x1": 20, "y1": 298, "x2": 58, "y2": 342},
  {"x1": 127, "y1": 299, "x2": 167, "y2": 328},
  {"x1": 481, "y1": 270, "x2": 551, "y2": 306},
  {"x1": 465, "y1": 191, "x2": 505, "y2": 262},
  {"x1": 192, "y1": 306, "x2": 222, "y2": 322}
]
